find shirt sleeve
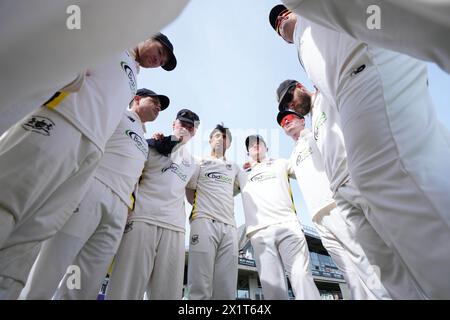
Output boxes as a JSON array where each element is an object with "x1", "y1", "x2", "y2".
[
  {"x1": 1, "y1": 0, "x2": 190, "y2": 111},
  {"x1": 186, "y1": 161, "x2": 200, "y2": 190},
  {"x1": 282, "y1": 0, "x2": 450, "y2": 73},
  {"x1": 233, "y1": 165, "x2": 242, "y2": 196},
  {"x1": 286, "y1": 156, "x2": 297, "y2": 180}
]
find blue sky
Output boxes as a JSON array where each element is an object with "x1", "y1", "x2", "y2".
[{"x1": 137, "y1": 0, "x2": 450, "y2": 238}]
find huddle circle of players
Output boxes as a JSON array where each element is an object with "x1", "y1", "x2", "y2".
[{"x1": 0, "y1": 1, "x2": 450, "y2": 300}]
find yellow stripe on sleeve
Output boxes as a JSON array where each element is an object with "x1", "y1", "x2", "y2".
[{"x1": 43, "y1": 91, "x2": 70, "y2": 109}]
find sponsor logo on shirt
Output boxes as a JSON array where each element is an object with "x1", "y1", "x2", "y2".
[
  {"x1": 162, "y1": 163, "x2": 188, "y2": 182},
  {"x1": 296, "y1": 146, "x2": 313, "y2": 165},
  {"x1": 125, "y1": 130, "x2": 148, "y2": 156},
  {"x1": 313, "y1": 111, "x2": 327, "y2": 141},
  {"x1": 249, "y1": 172, "x2": 276, "y2": 183},
  {"x1": 351, "y1": 64, "x2": 366, "y2": 77},
  {"x1": 226, "y1": 164, "x2": 233, "y2": 170},
  {"x1": 201, "y1": 160, "x2": 212, "y2": 166},
  {"x1": 191, "y1": 234, "x2": 199, "y2": 245},
  {"x1": 120, "y1": 61, "x2": 137, "y2": 94},
  {"x1": 205, "y1": 172, "x2": 233, "y2": 184},
  {"x1": 22, "y1": 115, "x2": 55, "y2": 136},
  {"x1": 182, "y1": 159, "x2": 191, "y2": 167}
]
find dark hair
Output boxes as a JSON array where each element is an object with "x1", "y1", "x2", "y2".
[{"x1": 209, "y1": 123, "x2": 232, "y2": 143}]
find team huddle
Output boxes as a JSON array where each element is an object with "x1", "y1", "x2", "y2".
[{"x1": 0, "y1": 1, "x2": 450, "y2": 300}]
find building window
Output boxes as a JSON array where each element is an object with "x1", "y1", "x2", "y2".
[
  {"x1": 254, "y1": 287, "x2": 264, "y2": 300},
  {"x1": 237, "y1": 289, "x2": 250, "y2": 300}
]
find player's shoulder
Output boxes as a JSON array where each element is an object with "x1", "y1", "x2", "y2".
[
  {"x1": 123, "y1": 109, "x2": 140, "y2": 123},
  {"x1": 270, "y1": 158, "x2": 290, "y2": 167},
  {"x1": 268, "y1": 157, "x2": 283, "y2": 163}
]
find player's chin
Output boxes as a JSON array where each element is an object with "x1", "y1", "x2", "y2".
[{"x1": 140, "y1": 60, "x2": 158, "y2": 69}]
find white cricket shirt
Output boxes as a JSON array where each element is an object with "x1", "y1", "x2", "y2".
[
  {"x1": 238, "y1": 158, "x2": 298, "y2": 236},
  {"x1": 311, "y1": 93, "x2": 350, "y2": 194},
  {"x1": 95, "y1": 110, "x2": 148, "y2": 208},
  {"x1": 294, "y1": 17, "x2": 363, "y2": 106},
  {"x1": 187, "y1": 156, "x2": 240, "y2": 227},
  {"x1": 283, "y1": 0, "x2": 450, "y2": 74},
  {"x1": 49, "y1": 50, "x2": 138, "y2": 152},
  {"x1": 289, "y1": 128, "x2": 336, "y2": 221},
  {"x1": 130, "y1": 145, "x2": 196, "y2": 232}
]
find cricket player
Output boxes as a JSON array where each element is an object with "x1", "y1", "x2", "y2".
[
  {"x1": 277, "y1": 108, "x2": 393, "y2": 300},
  {"x1": 185, "y1": 124, "x2": 241, "y2": 300},
  {"x1": 0, "y1": 0, "x2": 189, "y2": 120},
  {"x1": 0, "y1": 34, "x2": 177, "y2": 299},
  {"x1": 280, "y1": 0, "x2": 450, "y2": 74},
  {"x1": 22, "y1": 88, "x2": 169, "y2": 300},
  {"x1": 237, "y1": 135, "x2": 320, "y2": 300},
  {"x1": 106, "y1": 109, "x2": 200, "y2": 300},
  {"x1": 1, "y1": 32, "x2": 177, "y2": 136},
  {"x1": 270, "y1": 5, "x2": 450, "y2": 298}
]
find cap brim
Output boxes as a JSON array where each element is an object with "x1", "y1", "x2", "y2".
[
  {"x1": 162, "y1": 51, "x2": 177, "y2": 71},
  {"x1": 178, "y1": 117, "x2": 195, "y2": 125},
  {"x1": 245, "y1": 135, "x2": 266, "y2": 151},
  {"x1": 269, "y1": 5, "x2": 289, "y2": 31},
  {"x1": 156, "y1": 95, "x2": 170, "y2": 110},
  {"x1": 277, "y1": 110, "x2": 302, "y2": 126},
  {"x1": 277, "y1": 87, "x2": 291, "y2": 111}
]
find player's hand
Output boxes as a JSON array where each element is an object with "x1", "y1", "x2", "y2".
[
  {"x1": 243, "y1": 162, "x2": 251, "y2": 170},
  {"x1": 152, "y1": 132, "x2": 164, "y2": 140}
]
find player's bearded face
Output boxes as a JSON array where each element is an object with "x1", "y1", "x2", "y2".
[{"x1": 291, "y1": 89, "x2": 311, "y2": 116}]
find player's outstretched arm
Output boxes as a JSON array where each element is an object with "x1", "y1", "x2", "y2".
[
  {"x1": 282, "y1": 0, "x2": 450, "y2": 73},
  {"x1": 0, "y1": 0, "x2": 190, "y2": 111}
]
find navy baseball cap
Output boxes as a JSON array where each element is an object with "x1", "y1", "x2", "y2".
[
  {"x1": 176, "y1": 109, "x2": 200, "y2": 127},
  {"x1": 276, "y1": 79, "x2": 298, "y2": 111},
  {"x1": 277, "y1": 110, "x2": 304, "y2": 127},
  {"x1": 153, "y1": 33, "x2": 177, "y2": 71},
  {"x1": 136, "y1": 88, "x2": 170, "y2": 110},
  {"x1": 269, "y1": 4, "x2": 290, "y2": 32},
  {"x1": 245, "y1": 134, "x2": 267, "y2": 151}
]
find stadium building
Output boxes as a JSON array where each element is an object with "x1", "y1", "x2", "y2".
[{"x1": 182, "y1": 224, "x2": 350, "y2": 300}]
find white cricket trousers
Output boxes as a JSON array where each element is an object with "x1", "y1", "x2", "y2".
[
  {"x1": 106, "y1": 221, "x2": 185, "y2": 300},
  {"x1": 0, "y1": 108, "x2": 101, "y2": 299},
  {"x1": 313, "y1": 203, "x2": 391, "y2": 300},
  {"x1": 250, "y1": 220, "x2": 320, "y2": 300},
  {"x1": 332, "y1": 182, "x2": 423, "y2": 299},
  {"x1": 22, "y1": 178, "x2": 128, "y2": 300},
  {"x1": 187, "y1": 218, "x2": 238, "y2": 300},
  {"x1": 338, "y1": 48, "x2": 450, "y2": 299}
]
